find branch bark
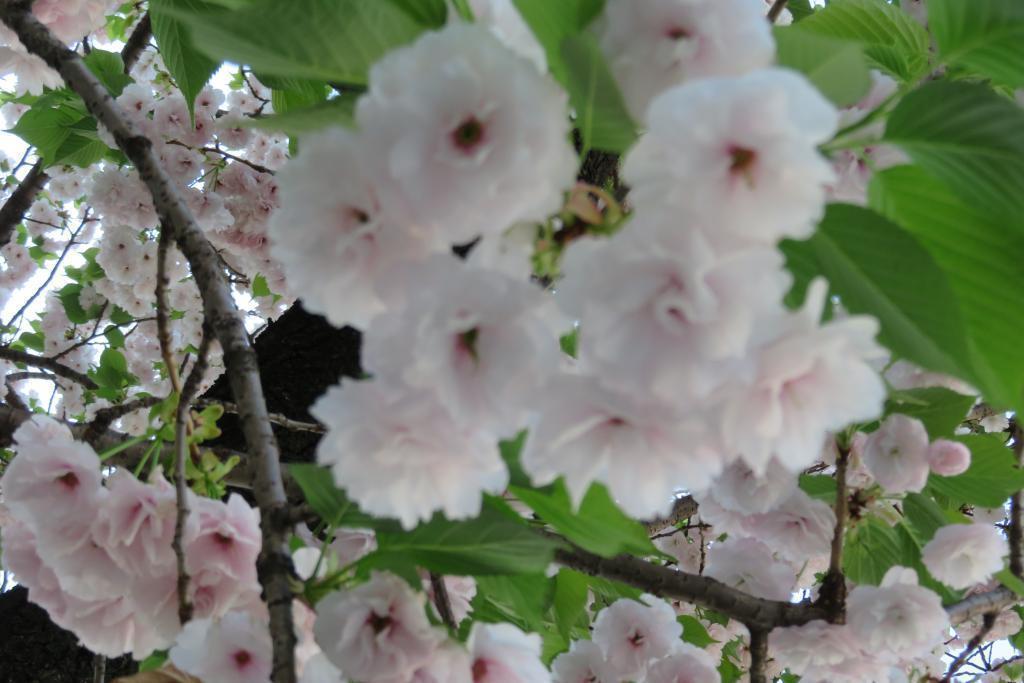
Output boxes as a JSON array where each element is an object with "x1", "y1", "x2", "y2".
[
  {"x1": 643, "y1": 495, "x2": 699, "y2": 534},
  {"x1": 0, "y1": 5, "x2": 297, "y2": 679},
  {"x1": 553, "y1": 543, "x2": 827, "y2": 630},
  {"x1": 748, "y1": 628, "x2": 769, "y2": 683},
  {"x1": 0, "y1": 346, "x2": 97, "y2": 389}
]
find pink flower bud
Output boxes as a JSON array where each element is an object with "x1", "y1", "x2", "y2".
[{"x1": 927, "y1": 439, "x2": 971, "y2": 476}]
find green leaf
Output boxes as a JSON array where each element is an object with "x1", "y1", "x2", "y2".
[
  {"x1": 270, "y1": 80, "x2": 329, "y2": 115},
  {"x1": 475, "y1": 574, "x2": 552, "y2": 632},
  {"x1": 83, "y1": 49, "x2": 133, "y2": 96},
  {"x1": 170, "y1": 0, "x2": 425, "y2": 85},
  {"x1": 104, "y1": 326, "x2": 126, "y2": 349},
  {"x1": 242, "y1": 94, "x2": 357, "y2": 135},
  {"x1": 151, "y1": 0, "x2": 221, "y2": 120},
  {"x1": 9, "y1": 96, "x2": 112, "y2": 168},
  {"x1": 928, "y1": 434, "x2": 1024, "y2": 508},
  {"x1": 796, "y1": 0, "x2": 931, "y2": 80},
  {"x1": 364, "y1": 504, "x2": 559, "y2": 576},
  {"x1": 870, "y1": 165, "x2": 1024, "y2": 411},
  {"x1": 783, "y1": 203, "x2": 970, "y2": 380},
  {"x1": 926, "y1": 0, "x2": 1024, "y2": 87},
  {"x1": 843, "y1": 515, "x2": 906, "y2": 585},
  {"x1": 996, "y1": 568, "x2": 1024, "y2": 597},
  {"x1": 773, "y1": 26, "x2": 871, "y2": 107},
  {"x1": 902, "y1": 492, "x2": 952, "y2": 544},
  {"x1": 384, "y1": 0, "x2": 448, "y2": 26},
  {"x1": 512, "y1": 0, "x2": 605, "y2": 83},
  {"x1": 251, "y1": 273, "x2": 272, "y2": 298},
  {"x1": 511, "y1": 481, "x2": 658, "y2": 558},
  {"x1": 679, "y1": 614, "x2": 716, "y2": 648},
  {"x1": 57, "y1": 283, "x2": 90, "y2": 324},
  {"x1": 287, "y1": 463, "x2": 392, "y2": 530},
  {"x1": 560, "y1": 34, "x2": 637, "y2": 154},
  {"x1": 884, "y1": 387, "x2": 975, "y2": 439},
  {"x1": 552, "y1": 569, "x2": 589, "y2": 640},
  {"x1": 883, "y1": 81, "x2": 1024, "y2": 224},
  {"x1": 798, "y1": 474, "x2": 837, "y2": 504},
  {"x1": 499, "y1": 431, "x2": 532, "y2": 489}
]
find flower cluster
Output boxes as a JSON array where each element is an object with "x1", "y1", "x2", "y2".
[{"x1": 0, "y1": 416, "x2": 262, "y2": 658}]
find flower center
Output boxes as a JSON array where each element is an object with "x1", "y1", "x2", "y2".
[
  {"x1": 452, "y1": 116, "x2": 485, "y2": 151},
  {"x1": 232, "y1": 650, "x2": 252, "y2": 668},
  {"x1": 214, "y1": 532, "x2": 234, "y2": 547},
  {"x1": 366, "y1": 611, "x2": 392, "y2": 634},
  {"x1": 56, "y1": 472, "x2": 79, "y2": 490},
  {"x1": 665, "y1": 25, "x2": 691, "y2": 40},
  {"x1": 472, "y1": 659, "x2": 489, "y2": 682},
  {"x1": 729, "y1": 146, "x2": 757, "y2": 176},
  {"x1": 457, "y1": 327, "x2": 480, "y2": 363}
]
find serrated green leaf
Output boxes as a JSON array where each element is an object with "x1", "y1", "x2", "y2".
[
  {"x1": 783, "y1": 203, "x2": 971, "y2": 381},
  {"x1": 512, "y1": 0, "x2": 605, "y2": 83},
  {"x1": 552, "y1": 569, "x2": 589, "y2": 640},
  {"x1": 798, "y1": 474, "x2": 837, "y2": 504},
  {"x1": 83, "y1": 49, "x2": 133, "y2": 96},
  {"x1": 773, "y1": 26, "x2": 871, "y2": 107},
  {"x1": 169, "y1": 0, "x2": 425, "y2": 85},
  {"x1": 884, "y1": 387, "x2": 975, "y2": 439},
  {"x1": 679, "y1": 614, "x2": 716, "y2": 648},
  {"x1": 384, "y1": 0, "x2": 447, "y2": 26},
  {"x1": 797, "y1": 0, "x2": 931, "y2": 80},
  {"x1": 241, "y1": 95, "x2": 356, "y2": 135},
  {"x1": 926, "y1": 0, "x2": 1024, "y2": 88},
  {"x1": 870, "y1": 165, "x2": 1024, "y2": 412},
  {"x1": 843, "y1": 516, "x2": 906, "y2": 585},
  {"x1": 560, "y1": 33, "x2": 637, "y2": 154},
  {"x1": 511, "y1": 481, "x2": 658, "y2": 558},
  {"x1": 475, "y1": 573, "x2": 552, "y2": 632},
  {"x1": 288, "y1": 463, "x2": 392, "y2": 530},
  {"x1": 883, "y1": 81, "x2": 1024, "y2": 225},
  {"x1": 151, "y1": 0, "x2": 222, "y2": 120}
]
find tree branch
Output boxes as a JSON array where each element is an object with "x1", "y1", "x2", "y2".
[
  {"x1": 0, "y1": 347, "x2": 97, "y2": 389},
  {"x1": 643, "y1": 495, "x2": 699, "y2": 535},
  {"x1": 942, "y1": 611, "x2": 997, "y2": 683},
  {"x1": 748, "y1": 628, "x2": 769, "y2": 683},
  {"x1": 0, "y1": 6, "x2": 297, "y2": 679},
  {"x1": 1010, "y1": 418, "x2": 1023, "y2": 577},
  {"x1": 767, "y1": 0, "x2": 789, "y2": 23},
  {"x1": 818, "y1": 442, "x2": 849, "y2": 621},
  {"x1": 119, "y1": 13, "x2": 151, "y2": 72},
  {"x1": 946, "y1": 587, "x2": 1018, "y2": 624},
  {"x1": 553, "y1": 543, "x2": 827, "y2": 630},
  {"x1": 428, "y1": 573, "x2": 457, "y2": 632}
]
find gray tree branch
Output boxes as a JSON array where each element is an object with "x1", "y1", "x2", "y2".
[{"x1": 0, "y1": 5, "x2": 297, "y2": 679}]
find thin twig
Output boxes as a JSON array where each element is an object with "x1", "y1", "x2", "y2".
[
  {"x1": 767, "y1": 0, "x2": 789, "y2": 23},
  {"x1": 943, "y1": 611, "x2": 997, "y2": 682},
  {"x1": 0, "y1": 347, "x2": 97, "y2": 389},
  {"x1": 1010, "y1": 418, "x2": 1023, "y2": 577},
  {"x1": 92, "y1": 653, "x2": 105, "y2": 683},
  {"x1": 643, "y1": 495, "x2": 699, "y2": 535},
  {"x1": 195, "y1": 398, "x2": 324, "y2": 434},
  {"x1": 819, "y1": 441, "x2": 849, "y2": 621},
  {"x1": 0, "y1": 8, "x2": 297, "y2": 678},
  {"x1": 429, "y1": 572, "x2": 457, "y2": 632}
]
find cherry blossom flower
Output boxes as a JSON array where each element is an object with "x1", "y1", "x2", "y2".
[
  {"x1": 921, "y1": 523, "x2": 1007, "y2": 589},
  {"x1": 170, "y1": 611, "x2": 273, "y2": 683},
  {"x1": 356, "y1": 23, "x2": 577, "y2": 245},
  {"x1": 644, "y1": 642, "x2": 721, "y2": 683},
  {"x1": 926, "y1": 439, "x2": 972, "y2": 476},
  {"x1": 521, "y1": 373, "x2": 724, "y2": 518},
  {"x1": 704, "y1": 538, "x2": 796, "y2": 601},
  {"x1": 468, "y1": 622, "x2": 551, "y2": 683},
  {"x1": 591, "y1": 596, "x2": 681, "y2": 680},
  {"x1": 364, "y1": 256, "x2": 560, "y2": 436},
  {"x1": 699, "y1": 460, "x2": 796, "y2": 516},
  {"x1": 861, "y1": 414, "x2": 931, "y2": 494},
  {"x1": 744, "y1": 489, "x2": 836, "y2": 564},
  {"x1": 847, "y1": 566, "x2": 949, "y2": 662},
  {"x1": 313, "y1": 572, "x2": 443, "y2": 682},
  {"x1": 312, "y1": 381, "x2": 508, "y2": 529},
  {"x1": 623, "y1": 68, "x2": 837, "y2": 245},
  {"x1": 599, "y1": 0, "x2": 774, "y2": 119},
  {"x1": 468, "y1": 0, "x2": 547, "y2": 72},
  {"x1": 407, "y1": 640, "x2": 473, "y2": 683},
  {"x1": 551, "y1": 640, "x2": 617, "y2": 683}
]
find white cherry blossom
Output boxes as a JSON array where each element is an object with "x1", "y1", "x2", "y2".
[
  {"x1": 921, "y1": 523, "x2": 1007, "y2": 589},
  {"x1": 861, "y1": 414, "x2": 932, "y2": 494},
  {"x1": 591, "y1": 596, "x2": 681, "y2": 680}
]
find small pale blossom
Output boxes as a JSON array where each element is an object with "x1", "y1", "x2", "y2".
[
  {"x1": 926, "y1": 439, "x2": 971, "y2": 477},
  {"x1": 704, "y1": 538, "x2": 796, "y2": 601},
  {"x1": 862, "y1": 414, "x2": 931, "y2": 493},
  {"x1": 591, "y1": 596, "x2": 681, "y2": 680},
  {"x1": 469, "y1": 622, "x2": 552, "y2": 683},
  {"x1": 468, "y1": 0, "x2": 547, "y2": 72},
  {"x1": 643, "y1": 643, "x2": 721, "y2": 683},
  {"x1": 313, "y1": 572, "x2": 442, "y2": 682},
  {"x1": 312, "y1": 381, "x2": 509, "y2": 529},
  {"x1": 170, "y1": 611, "x2": 273, "y2": 683},
  {"x1": 551, "y1": 640, "x2": 617, "y2": 683},
  {"x1": 921, "y1": 523, "x2": 1007, "y2": 589},
  {"x1": 745, "y1": 489, "x2": 836, "y2": 564}
]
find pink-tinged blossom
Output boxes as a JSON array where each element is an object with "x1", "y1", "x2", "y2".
[
  {"x1": 719, "y1": 279, "x2": 886, "y2": 474},
  {"x1": 921, "y1": 523, "x2": 1007, "y2": 590},
  {"x1": 557, "y1": 217, "x2": 789, "y2": 403},
  {"x1": 521, "y1": 373, "x2": 723, "y2": 518},
  {"x1": 406, "y1": 641, "x2": 473, "y2": 683},
  {"x1": 313, "y1": 572, "x2": 442, "y2": 682},
  {"x1": 551, "y1": 640, "x2": 617, "y2": 683},
  {"x1": 847, "y1": 566, "x2": 949, "y2": 662},
  {"x1": 655, "y1": 533, "x2": 704, "y2": 574},
  {"x1": 927, "y1": 439, "x2": 972, "y2": 477},
  {"x1": 313, "y1": 381, "x2": 508, "y2": 529},
  {"x1": 704, "y1": 538, "x2": 796, "y2": 601},
  {"x1": 643, "y1": 643, "x2": 721, "y2": 683},
  {"x1": 365, "y1": 257, "x2": 560, "y2": 436},
  {"x1": 861, "y1": 414, "x2": 931, "y2": 494},
  {"x1": 32, "y1": 0, "x2": 113, "y2": 42},
  {"x1": 422, "y1": 573, "x2": 476, "y2": 625},
  {"x1": 599, "y1": 0, "x2": 775, "y2": 119},
  {"x1": 745, "y1": 489, "x2": 836, "y2": 564},
  {"x1": 268, "y1": 128, "x2": 436, "y2": 329},
  {"x1": 357, "y1": 23, "x2": 577, "y2": 245},
  {"x1": 623, "y1": 69, "x2": 837, "y2": 244},
  {"x1": 469, "y1": 622, "x2": 552, "y2": 683},
  {"x1": 700, "y1": 460, "x2": 796, "y2": 516},
  {"x1": 185, "y1": 494, "x2": 262, "y2": 618},
  {"x1": 170, "y1": 611, "x2": 273, "y2": 683},
  {"x1": 591, "y1": 596, "x2": 681, "y2": 681},
  {"x1": 771, "y1": 621, "x2": 878, "y2": 683}
]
